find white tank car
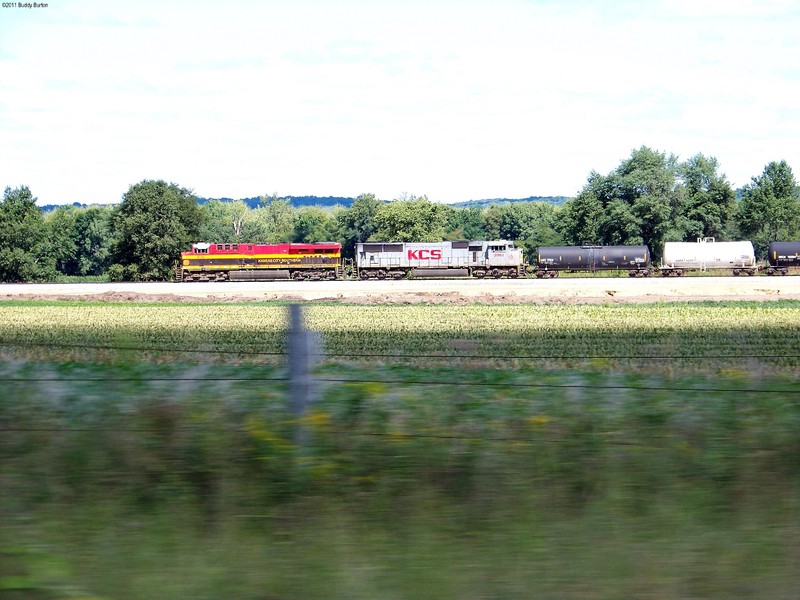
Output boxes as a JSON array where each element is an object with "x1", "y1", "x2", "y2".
[
  {"x1": 660, "y1": 237, "x2": 757, "y2": 276},
  {"x1": 356, "y1": 240, "x2": 524, "y2": 279}
]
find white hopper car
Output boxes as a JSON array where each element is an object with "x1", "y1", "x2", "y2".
[{"x1": 660, "y1": 237, "x2": 757, "y2": 276}]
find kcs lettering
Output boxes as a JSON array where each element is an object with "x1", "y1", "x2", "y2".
[{"x1": 407, "y1": 249, "x2": 442, "y2": 260}]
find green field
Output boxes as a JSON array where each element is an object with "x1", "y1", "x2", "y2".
[
  {"x1": 2, "y1": 300, "x2": 800, "y2": 598},
  {"x1": 2, "y1": 300, "x2": 800, "y2": 371}
]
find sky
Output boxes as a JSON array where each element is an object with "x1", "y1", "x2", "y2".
[{"x1": 1, "y1": 0, "x2": 799, "y2": 206}]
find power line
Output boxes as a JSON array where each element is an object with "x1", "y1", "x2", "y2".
[
  {"x1": 314, "y1": 377, "x2": 800, "y2": 395},
  {"x1": 2, "y1": 339, "x2": 799, "y2": 361},
  {"x1": 0, "y1": 377, "x2": 287, "y2": 382},
  {"x1": 0, "y1": 426, "x2": 672, "y2": 445},
  {"x1": 2, "y1": 374, "x2": 798, "y2": 395}
]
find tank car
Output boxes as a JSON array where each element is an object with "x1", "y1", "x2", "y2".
[
  {"x1": 533, "y1": 245, "x2": 651, "y2": 278},
  {"x1": 356, "y1": 240, "x2": 524, "y2": 279},
  {"x1": 178, "y1": 242, "x2": 342, "y2": 281},
  {"x1": 660, "y1": 238, "x2": 756, "y2": 276},
  {"x1": 764, "y1": 241, "x2": 800, "y2": 275}
]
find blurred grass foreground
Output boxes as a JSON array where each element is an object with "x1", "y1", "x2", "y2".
[{"x1": 2, "y1": 301, "x2": 800, "y2": 599}]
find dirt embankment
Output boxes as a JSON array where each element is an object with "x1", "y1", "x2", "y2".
[{"x1": 3, "y1": 285, "x2": 798, "y2": 305}]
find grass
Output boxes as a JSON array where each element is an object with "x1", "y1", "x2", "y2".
[
  {"x1": 2, "y1": 300, "x2": 800, "y2": 598},
  {"x1": 2, "y1": 300, "x2": 800, "y2": 373},
  {"x1": 3, "y1": 360, "x2": 800, "y2": 598}
]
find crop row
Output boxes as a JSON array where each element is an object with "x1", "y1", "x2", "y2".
[{"x1": 2, "y1": 301, "x2": 800, "y2": 372}]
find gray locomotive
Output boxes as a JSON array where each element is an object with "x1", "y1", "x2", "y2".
[
  {"x1": 355, "y1": 240, "x2": 525, "y2": 279},
  {"x1": 533, "y1": 245, "x2": 652, "y2": 278}
]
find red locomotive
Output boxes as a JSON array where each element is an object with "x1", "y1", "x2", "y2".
[{"x1": 178, "y1": 242, "x2": 342, "y2": 281}]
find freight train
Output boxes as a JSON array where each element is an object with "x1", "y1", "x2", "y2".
[{"x1": 177, "y1": 239, "x2": 800, "y2": 281}]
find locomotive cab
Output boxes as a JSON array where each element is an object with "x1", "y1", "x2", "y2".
[{"x1": 486, "y1": 241, "x2": 524, "y2": 268}]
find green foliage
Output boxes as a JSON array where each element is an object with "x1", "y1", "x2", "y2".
[
  {"x1": 196, "y1": 198, "x2": 251, "y2": 243},
  {"x1": 372, "y1": 195, "x2": 447, "y2": 242},
  {"x1": 43, "y1": 205, "x2": 114, "y2": 276},
  {"x1": 256, "y1": 194, "x2": 297, "y2": 242},
  {"x1": 3, "y1": 302, "x2": 800, "y2": 598},
  {"x1": 0, "y1": 186, "x2": 56, "y2": 282},
  {"x1": 73, "y1": 206, "x2": 114, "y2": 275},
  {"x1": 571, "y1": 148, "x2": 681, "y2": 258},
  {"x1": 112, "y1": 180, "x2": 203, "y2": 281},
  {"x1": 678, "y1": 154, "x2": 736, "y2": 240},
  {"x1": 293, "y1": 206, "x2": 338, "y2": 242},
  {"x1": 557, "y1": 180, "x2": 605, "y2": 244},
  {"x1": 336, "y1": 193, "x2": 382, "y2": 258},
  {"x1": 4, "y1": 360, "x2": 800, "y2": 598},
  {"x1": 558, "y1": 148, "x2": 682, "y2": 259},
  {"x1": 737, "y1": 160, "x2": 800, "y2": 258},
  {"x1": 444, "y1": 205, "x2": 485, "y2": 240},
  {"x1": 481, "y1": 202, "x2": 564, "y2": 258}
]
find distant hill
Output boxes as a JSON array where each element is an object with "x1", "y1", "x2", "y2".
[
  {"x1": 39, "y1": 195, "x2": 572, "y2": 212},
  {"x1": 196, "y1": 195, "x2": 573, "y2": 209},
  {"x1": 450, "y1": 196, "x2": 571, "y2": 208},
  {"x1": 39, "y1": 202, "x2": 107, "y2": 212},
  {"x1": 196, "y1": 196, "x2": 356, "y2": 209}
]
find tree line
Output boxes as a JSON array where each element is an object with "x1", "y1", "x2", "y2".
[{"x1": 2, "y1": 146, "x2": 799, "y2": 282}]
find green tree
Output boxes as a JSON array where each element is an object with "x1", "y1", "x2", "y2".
[
  {"x1": 737, "y1": 160, "x2": 800, "y2": 258},
  {"x1": 336, "y1": 193, "x2": 382, "y2": 258},
  {"x1": 45, "y1": 206, "x2": 79, "y2": 275},
  {"x1": 557, "y1": 178, "x2": 605, "y2": 245},
  {"x1": 0, "y1": 186, "x2": 55, "y2": 282},
  {"x1": 372, "y1": 195, "x2": 447, "y2": 242},
  {"x1": 44, "y1": 205, "x2": 113, "y2": 277},
  {"x1": 678, "y1": 154, "x2": 736, "y2": 240},
  {"x1": 560, "y1": 148, "x2": 681, "y2": 259},
  {"x1": 482, "y1": 204, "x2": 504, "y2": 240},
  {"x1": 73, "y1": 206, "x2": 114, "y2": 276},
  {"x1": 479, "y1": 202, "x2": 564, "y2": 262},
  {"x1": 111, "y1": 180, "x2": 203, "y2": 281},
  {"x1": 444, "y1": 205, "x2": 485, "y2": 240},
  {"x1": 197, "y1": 199, "x2": 253, "y2": 243},
  {"x1": 293, "y1": 206, "x2": 337, "y2": 242},
  {"x1": 256, "y1": 194, "x2": 296, "y2": 242}
]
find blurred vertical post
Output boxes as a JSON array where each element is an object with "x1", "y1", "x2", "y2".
[{"x1": 288, "y1": 303, "x2": 320, "y2": 446}]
